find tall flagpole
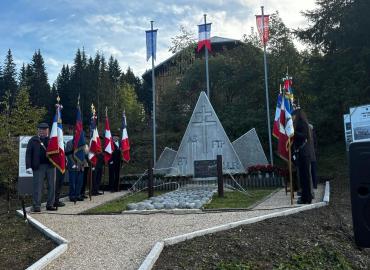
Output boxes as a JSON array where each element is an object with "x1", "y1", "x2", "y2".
[
  {"x1": 204, "y1": 14, "x2": 210, "y2": 99},
  {"x1": 261, "y1": 6, "x2": 273, "y2": 166},
  {"x1": 151, "y1": 21, "x2": 157, "y2": 165}
]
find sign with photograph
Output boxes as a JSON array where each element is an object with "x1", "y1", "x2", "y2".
[
  {"x1": 350, "y1": 104, "x2": 370, "y2": 142},
  {"x1": 19, "y1": 135, "x2": 73, "y2": 177}
]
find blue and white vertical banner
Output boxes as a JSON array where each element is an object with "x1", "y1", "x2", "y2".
[{"x1": 146, "y1": 29, "x2": 157, "y2": 61}]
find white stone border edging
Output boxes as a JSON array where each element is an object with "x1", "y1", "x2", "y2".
[
  {"x1": 16, "y1": 210, "x2": 69, "y2": 270},
  {"x1": 139, "y1": 181, "x2": 330, "y2": 270}
]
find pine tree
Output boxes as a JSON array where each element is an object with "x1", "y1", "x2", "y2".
[
  {"x1": 0, "y1": 64, "x2": 3, "y2": 101},
  {"x1": 56, "y1": 64, "x2": 73, "y2": 124},
  {"x1": 19, "y1": 63, "x2": 27, "y2": 88},
  {"x1": 2, "y1": 49, "x2": 18, "y2": 111},
  {"x1": 28, "y1": 50, "x2": 51, "y2": 114}
]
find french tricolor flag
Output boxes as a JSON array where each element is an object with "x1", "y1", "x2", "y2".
[
  {"x1": 104, "y1": 113, "x2": 114, "y2": 164},
  {"x1": 47, "y1": 105, "x2": 65, "y2": 174},
  {"x1": 121, "y1": 111, "x2": 130, "y2": 162},
  {"x1": 88, "y1": 111, "x2": 101, "y2": 167},
  {"x1": 197, "y1": 23, "x2": 212, "y2": 52},
  {"x1": 273, "y1": 92, "x2": 282, "y2": 139}
]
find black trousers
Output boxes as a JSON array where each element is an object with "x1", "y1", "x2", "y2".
[
  {"x1": 311, "y1": 161, "x2": 317, "y2": 189},
  {"x1": 109, "y1": 163, "x2": 120, "y2": 191},
  {"x1": 92, "y1": 168, "x2": 103, "y2": 194},
  {"x1": 298, "y1": 154, "x2": 312, "y2": 203},
  {"x1": 80, "y1": 167, "x2": 89, "y2": 196},
  {"x1": 54, "y1": 170, "x2": 65, "y2": 204}
]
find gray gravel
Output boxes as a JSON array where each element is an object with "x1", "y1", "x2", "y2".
[
  {"x1": 127, "y1": 186, "x2": 216, "y2": 211},
  {"x1": 29, "y1": 185, "x2": 324, "y2": 270}
]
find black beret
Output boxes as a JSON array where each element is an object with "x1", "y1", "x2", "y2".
[{"x1": 37, "y1": 122, "x2": 49, "y2": 129}]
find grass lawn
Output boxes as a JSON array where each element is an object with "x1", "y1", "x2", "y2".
[
  {"x1": 204, "y1": 189, "x2": 276, "y2": 209},
  {"x1": 83, "y1": 191, "x2": 166, "y2": 214}
]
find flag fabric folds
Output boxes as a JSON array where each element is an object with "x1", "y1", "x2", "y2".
[
  {"x1": 146, "y1": 29, "x2": 157, "y2": 61},
  {"x1": 47, "y1": 105, "x2": 65, "y2": 173},
  {"x1": 197, "y1": 23, "x2": 212, "y2": 52},
  {"x1": 104, "y1": 114, "x2": 114, "y2": 164},
  {"x1": 277, "y1": 97, "x2": 294, "y2": 161},
  {"x1": 273, "y1": 93, "x2": 282, "y2": 139},
  {"x1": 256, "y1": 15, "x2": 270, "y2": 45},
  {"x1": 73, "y1": 106, "x2": 86, "y2": 163},
  {"x1": 121, "y1": 111, "x2": 130, "y2": 162},
  {"x1": 88, "y1": 109, "x2": 101, "y2": 167}
]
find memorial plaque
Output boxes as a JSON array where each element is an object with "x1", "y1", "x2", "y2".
[
  {"x1": 194, "y1": 160, "x2": 217, "y2": 179},
  {"x1": 169, "y1": 91, "x2": 244, "y2": 176}
]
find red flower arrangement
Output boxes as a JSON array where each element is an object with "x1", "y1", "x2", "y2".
[{"x1": 248, "y1": 164, "x2": 288, "y2": 177}]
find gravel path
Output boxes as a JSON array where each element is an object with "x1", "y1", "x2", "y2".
[{"x1": 30, "y1": 186, "x2": 324, "y2": 270}]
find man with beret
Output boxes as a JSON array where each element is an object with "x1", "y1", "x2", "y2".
[{"x1": 26, "y1": 123, "x2": 57, "y2": 212}]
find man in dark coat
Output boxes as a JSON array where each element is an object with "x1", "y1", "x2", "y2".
[
  {"x1": 92, "y1": 152, "x2": 104, "y2": 195},
  {"x1": 108, "y1": 137, "x2": 121, "y2": 192},
  {"x1": 293, "y1": 109, "x2": 312, "y2": 204},
  {"x1": 26, "y1": 123, "x2": 57, "y2": 212}
]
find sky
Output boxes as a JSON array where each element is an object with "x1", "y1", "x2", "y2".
[{"x1": 0, "y1": 0, "x2": 317, "y2": 84}]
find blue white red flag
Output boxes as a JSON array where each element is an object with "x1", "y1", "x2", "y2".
[
  {"x1": 278, "y1": 96, "x2": 294, "y2": 161},
  {"x1": 73, "y1": 105, "x2": 86, "y2": 163},
  {"x1": 104, "y1": 113, "x2": 114, "y2": 164},
  {"x1": 146, "y1": 29, "x2": 157, "y2": 61},
  {"x1": 121, "y1": 111, "x2": 130, "y2": 162},
  {"x1": 47, "y1": 105, "x2": 65, "y2": 173},
  {"x1": 88, "y1": 107, "x2": 101, "y2": 167},
  {"x1": 197, "y1": 23, "x2": 212, "y2": 52},
  {"x1": 273, "y1": 92, "x2": 282, "y2": 139}
]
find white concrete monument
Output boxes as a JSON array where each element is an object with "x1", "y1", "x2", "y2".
[
  {"x1": 168, "y1": 91, "x2": 244, "y2": 177},
  {"x1": 232, "y1": 128, "x2": 268, "y2": 170},
  {"x1": 154, "y1": 147, "x2": 177, "y2": 174}
]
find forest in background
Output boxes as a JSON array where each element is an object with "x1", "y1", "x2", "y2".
[{"x1": 0, "y1": 0, "x2": 369, "y2": 189}]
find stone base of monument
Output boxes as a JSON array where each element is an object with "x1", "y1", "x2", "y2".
[{"x1": 125, "y1": 186, "x2": 217, "y2": 211}]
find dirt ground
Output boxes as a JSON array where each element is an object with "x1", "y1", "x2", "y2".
[
  {"x1": 154, "y1": 160, "x2": 370, "y2": 269},
  {"x1": 0, "y1": 195, "x2": 56, "y2": 270}
]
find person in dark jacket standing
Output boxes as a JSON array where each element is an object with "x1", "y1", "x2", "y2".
[
  {"x1": 308, "y1": 124, "x2": 318, "y2": 189},
  {"x1": 109, "y1": 137, "x2": 121, "y2": 192},
  {"x1": 26, "y1": 123, "x2": 57, "y2": 212},
  {"x1": 65, "y1": 139, "x2": 87, "y2": 202},
  {"x1": 92, "y1": 152, "x2": 104, "y2": 195},
  {"x1": 293, "y1": 109, "x2": 312, "y2": 204}
]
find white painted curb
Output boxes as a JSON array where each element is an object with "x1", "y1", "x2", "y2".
[
  {"x1": 16, "y1": 210, "x2": 68, "y2": 270},
  {"x1": 138, "y1": 242, "x2": 164, "y2": 270},
  {"x1": 139, "y1": 182, "x2": 331, "y2": 270}
]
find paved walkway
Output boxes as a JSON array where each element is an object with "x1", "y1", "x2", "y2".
[{"x1": 30, "y1": 186, "x2": 324, "y2": 270}]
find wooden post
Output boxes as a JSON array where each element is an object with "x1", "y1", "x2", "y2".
[
  {"x1": 217, "y1": 155, "x2": 224, "y2": 197},
  {"x1": 148, "y1": 160, "x2": 154, "y2": 198},
  {"x1": 288, "y1": 139, "x2": 294, "y2": 205}
]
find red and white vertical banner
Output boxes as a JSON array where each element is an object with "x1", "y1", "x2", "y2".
[{"x1": 256, "y1": 15, "x2": 270, "y2": 45}]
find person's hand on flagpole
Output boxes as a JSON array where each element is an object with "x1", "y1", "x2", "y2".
[{"x1": 26, "y1": 168, "x2": 33, "y2": 174}]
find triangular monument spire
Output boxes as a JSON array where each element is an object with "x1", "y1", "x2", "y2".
[{"x1": 169, "y1": 91, "x2": 244, "y2": 176}]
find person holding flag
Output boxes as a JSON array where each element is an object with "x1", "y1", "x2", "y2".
[
  {"x1": 292, "y1": 108, "x2": 312, "y2": 204},
  {"x1": 66, "y1": 98, "x2": 88, "y2": 202},
  {"x1": 26, "y1": 122, "x2": 57, "y2": 212},
  {"x1": 88, "y1": 104, "x2": 103, "y2": 196}
]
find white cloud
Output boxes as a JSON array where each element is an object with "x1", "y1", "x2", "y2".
[{"x1": 45, "y1": 57, "x2": 61, "y2": 67}]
